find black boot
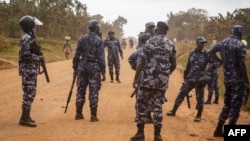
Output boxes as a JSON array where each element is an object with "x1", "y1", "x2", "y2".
[
  {"x1": 214, "y1": 120, "x2": 224, "y2": 137},
  {"x1": 130, "y1": 124, "x2": 145, "y2": 141},
  {"x1": 194, "y1": 109, "x2": 203, "y2": 122},
  {"x1": 145, "y1": 111, "x2": 153, "y2": 124},
  {"x1": 166, "y1": 104, "x2": 178, "y2": 116},
  {"x1": 154, "y1": 126, "x2": 162, "y2": 141},
  {"x1": 204, "y1": 95, "x2": 212, "y2": 104},
  {"x1": 90, "y1": 107, "x2": 99, "y2": 122},
  {"x1": 116, "y1": 75, "x2": 121, "y2": 83},
  {"x1": 110, "y1": 75, "x2": 114, "y2": 83},
  {"x1": 75, "y1": 105, "x2": 84, "y2": 120},
  {"x1": 19, "y1": 109, "x2": 37, "y2": 127},
  {"x1": 213, "y1": 96, "x2": 219, "y2": 104}
]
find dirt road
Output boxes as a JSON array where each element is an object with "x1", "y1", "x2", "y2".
[{"x1": 0, "y1": 48, "x2": 249, "y2": 141}]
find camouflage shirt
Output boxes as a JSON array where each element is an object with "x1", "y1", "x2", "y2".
[
  {"x1": 139, "y1": 34, "x2": 176, "y2": 90},
  {"x1": 19, "y1": 33, "x2": 40, "y2": 75},
  {"x1": 185, "y1": 49, "x2": 216, "y2": 82},
  {"x1": 73, "y1": 32, "x2": 105, "y2": 75},
  {"x1": 103, "y1": 38, "x2": 123, "y2": 58},
  {"x1": 211, "y1": 35, "x2": 246, "y2": 83}
]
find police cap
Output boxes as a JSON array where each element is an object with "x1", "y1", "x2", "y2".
[
  {"x1": 145, "y1": 22, "x2": 155, "y2": 28},
  {"x1": 88, "y1": 20, "x2": 100, "y2": 28},
  {"x1": 232, "y1": 25, "x2": 243, "y2": 34}
]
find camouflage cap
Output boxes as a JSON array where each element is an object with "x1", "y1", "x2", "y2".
[
  {"x1": 232, "y1": 25, "x2": 243, "y2": 34},
  {"x1": 145, "y1": 22, "x2": 155, "y2": 28},
  {"x1": 88, "y1": 20, "x2": 100, "y2": 28},
  {"x1": 196, "y1": 36, "x2": 207, "y2": 43},
  {"x1": 156, "y1": 21, "x2": 169, "y2": 30}
]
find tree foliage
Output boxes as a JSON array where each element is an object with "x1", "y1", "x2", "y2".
[
  {"x1": 167, "y1": 8, "x2": 250, "y2": 49},
  {"x1": 0, "y1": 0, "x2": 127, "y2": 40}
]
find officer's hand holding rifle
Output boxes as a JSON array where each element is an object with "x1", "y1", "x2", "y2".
[{"x1": 29, "y1": 39, "x2": 50, "y2": 83}]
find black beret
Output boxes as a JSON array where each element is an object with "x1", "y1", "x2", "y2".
[{"x1": 157, "y1": 21, "x2": 169, "y2": 30}]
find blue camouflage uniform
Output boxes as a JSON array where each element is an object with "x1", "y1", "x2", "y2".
[
  {"x1": 167, "y1": 37, "x2": 220, "y2": 122},
  {"x1": 211, "y1": 35, "x2": 247, "y2": 124},
  {"x1": 103, "y1": 37, "x2": 123, "y2": 77},
  {"x1": 73, "y1": 32, "x2": 105, "y2": 109},
  {"x1": 174, "y1": 49, "x2": 216, "y2": 111},
  {"x1": 206, "y1": 53, "x2": 221, "y2": 103},
  {"x1": 136, "y1": 34, "x2": 176, "y2": 127},
  {"x1": 19, "y1": 33, "x2": 40, "y2": 110}
]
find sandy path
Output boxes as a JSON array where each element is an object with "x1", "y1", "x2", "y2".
[{"x1": 0, "y1": 48, "x2": 249, "y2": 141}]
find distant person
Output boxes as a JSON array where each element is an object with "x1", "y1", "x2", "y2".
[
  {"x1": 63, "y1": 37, "x2": 72, "y2": 59},
  {"x1": 72, "y1": 20, "x2": 106, "y2": 122},
  {"x1": 166, "y1": 36, "x2": 219, "y2": 122},
  {"x1": 18, "y1": 15, "x2": 43, "y2": 127},
  {"x1": 209, "y1": 25, "x2": 250, "y2": 137},
  {"x1": 121, "y1": 38, "x2": 127, "y2": 49},
  {"x1": 130, "y1": 21, "x2": 176, "y2": 141},
  {"x1": 129, "y1": 38, "x2": 134, "y2": 48},
  {"x1": 104, "y1": 31, "x2": 123, "y2": 83}
]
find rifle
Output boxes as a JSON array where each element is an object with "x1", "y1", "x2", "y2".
[
  {"x1": 64, "y1": 72, "x2": 77, "y2": 113},
  {"x1": 29, "y1": 39, "x2": 50, "y2": 83},
  {"x1": 187, "y1": 94, "x2": 192, "y2": 109},
  {"x1": 130, "y1": 87, "x2": 138, "y2": 98}
]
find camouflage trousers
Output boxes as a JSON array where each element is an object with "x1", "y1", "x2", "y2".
[
  {"x1": 21, "y1": 71, "x2": 38, "y2": 110},
  {"x1": 174, "y1": 81, "x2": 205, "y2": 110},
  {"x1": 207, "y1": 73, "x2": 219, "y2": 98},
  {"x1": 108, "y1": 56, "x2": 120, "y2": 76},
  {"x1": 136, "y1": 87, "x2": 166, "y2": 127},
  {"x1": 76, "y1": 64, "x2": 101, "y2": 108},
  {"x1": 218, "y1": 82, "x2": 245, "y2": 124}
]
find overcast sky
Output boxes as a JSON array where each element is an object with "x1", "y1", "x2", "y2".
[{"x1": 79, "y1": 0, "x2": 250, "y2": 37}]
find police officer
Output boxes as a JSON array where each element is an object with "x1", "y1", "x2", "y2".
[
  {"x1": 18, "y1": 15, "x2": 43, "y2": 127},
  {"x1": 131, "y1": 21, "x2": 176, "y2": 141},
  {"x1": 73, "y1": 20, "x2": 106, "y2": 122},
  {"x1": 136, "y1": 22, "x2": 155, "y2": 50},
  {"x1": 209, "y1": 25, "x2": 250, "y2": 137},
  {"x1": 128, "y1": 33, "x2": 151, "y2": 124},
  {"x1": 103, "y1": 31, "x2": 123, "y2": 83},
  {"x1": 166, "y1": 36, "x2": 218, "y2": 122}
]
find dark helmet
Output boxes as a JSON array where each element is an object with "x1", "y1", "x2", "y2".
[
  {"x1": 232, "y1": 25, "x2": 243, "y2": 35},
  {"x1": 19, "y1": 15, "x2": 43, "y2": 32},
  {"x1": 196, "y1": 36, "x2": 207, "y2": 44},
  {"x1": 88, "y1": 20, "x2": 100, "y2": 28}
]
